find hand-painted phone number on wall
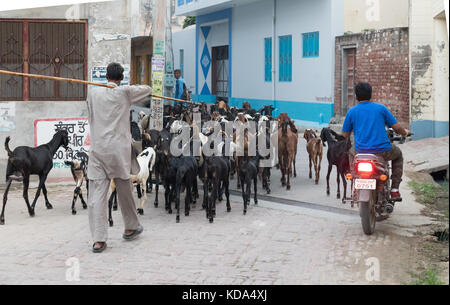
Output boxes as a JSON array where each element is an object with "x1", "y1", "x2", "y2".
[{"x1": 34, "y1": 118, "x2": 90, "y2": 173}]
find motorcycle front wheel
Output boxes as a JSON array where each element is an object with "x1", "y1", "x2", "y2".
[{"x1": 359, "y1": 191, "x2": 377, "y2": 235}]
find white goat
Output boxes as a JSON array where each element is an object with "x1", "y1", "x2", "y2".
[{"x1": 132, "y1": 147, "x2": 156, "y2": 215}]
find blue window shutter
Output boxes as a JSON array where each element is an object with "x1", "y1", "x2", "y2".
[
  {"x1": 264, "y1": 38, "x2": 272, "y2": 82},
  {"x1": 279, "y1": 35, "x2": 292, "y2": 82},
  {"x1": 287, "y1": 36, "x2": 292, "y2": 81},
  {"x1": 308, "y1": 33, "x2": 312, "y2": 57},
  {"x1": 314, "y1": 32, "x2": 319, "y2": 57},
  {"x1": 303, "y1": 32, "x2": 319, "y2": 58},
  {"x1": 280, "y1": 37, "x2": 286, "y2": 82},
  {"x1": 279, "y1": 37, "x2": 283, "y2": 82}
]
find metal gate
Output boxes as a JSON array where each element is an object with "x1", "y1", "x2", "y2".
[
  {"x1": 0, "y1": 20, "x2": 87, "y2": 101},
  {"x1": 211, "y1": 45, "x2": 229, "y2": 99}
]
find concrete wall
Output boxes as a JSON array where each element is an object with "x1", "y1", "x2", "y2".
[
  {"x1": 233, "y1": 0, "x2": 344, "y2": 125},
  {"x1": 410, "y1": 0, "x2": 449, "y2": 139},
  {"x1": 0, "y1": 0, "x2": 135, "y2": 179},
  {"x1": 177, "y1": 0, "x2": 344, "y2": 126},
  {"x1": 344, "y1": 0, "x2": 409, "y2": 34},
  {"x1": 173, "y1": 25, "x2": 196, "y2": 93},
  {"x1": 334, "y1": 28, "x2": 410, "y2": 127}
]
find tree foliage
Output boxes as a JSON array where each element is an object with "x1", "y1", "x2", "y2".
[{"x1": 183, "y1": 16, "x2": 196, "y2": 29}]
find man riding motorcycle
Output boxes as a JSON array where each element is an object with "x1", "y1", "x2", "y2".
[{"x1": 342, "y1": 82, "x2": 411, "y2": 203}]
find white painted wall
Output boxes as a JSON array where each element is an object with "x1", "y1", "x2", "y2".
[
  {"x1": 232, "y1": 0, "x2": 344, "y2": 103},
  {"x1": 433, "y1": 16, "x2": 449, "y2": 123},
  {"x1": 344, "y1": 0, "x2": 409, "y2": 33},
  {"x1": 173, "y1": 26, "x2": 196, "y2": 93},
  {"x1": 410, "y1": 0, "x2": 449, "y2": 123},
  {"x1": 231, "y1": 0, "x2": 273, "y2": 100}
]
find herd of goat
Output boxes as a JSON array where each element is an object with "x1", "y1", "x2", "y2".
[{"x1": 1, "y1": 101, "x2": 352, "y2": 225}]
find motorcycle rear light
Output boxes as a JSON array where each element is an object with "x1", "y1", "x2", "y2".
[
  {"x1": 346, "y1": 173, "x2": 353, "y2": 180},
  {"x1": 357, "y1": 162, "x2": 374, "y2": 173},
  {"x1": 380, "y1": 175, "x2": 388, "y2": 181}
]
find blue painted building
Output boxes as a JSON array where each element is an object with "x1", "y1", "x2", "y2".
[{"x1": 174, "y1": 0, "x2": 344, "y2": 127}]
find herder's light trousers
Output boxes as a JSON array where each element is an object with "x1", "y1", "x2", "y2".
[{"x1": 88, "y1": 178, "x2": 140, "y2": 243}]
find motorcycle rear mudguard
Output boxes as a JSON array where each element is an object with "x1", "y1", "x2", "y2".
[{"x1": 358, "y1": 190, "x2": 371, "y2": 202}]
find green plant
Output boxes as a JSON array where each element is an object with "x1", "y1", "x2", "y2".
[
  {"x1": 183, "y1": 16, "x2": 196, "y2": 29},
  {"x1": 407, "y1": 269, "x2": 445, "y2": 285},
  {"x1": 409, "y1": 181, "x2": 448, "y2": 206}
]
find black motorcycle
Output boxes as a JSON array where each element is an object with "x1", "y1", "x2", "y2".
[{"x1": 344, "y1": 129, "x2": 412, "y2": 235}]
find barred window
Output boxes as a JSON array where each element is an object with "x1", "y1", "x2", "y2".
[{"x1": 0, "y1": 20, "x2": 87, "y2": 101}]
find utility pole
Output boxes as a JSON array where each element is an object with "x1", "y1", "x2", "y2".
[{"x1": 164, "y1": 0, "x2": 175, "y2": 99}]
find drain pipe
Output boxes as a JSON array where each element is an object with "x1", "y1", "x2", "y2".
[{"x1": 272, "y1": 0, "x2": 277, "y2": 113}]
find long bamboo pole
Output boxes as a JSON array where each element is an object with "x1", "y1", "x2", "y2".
[
  {"x1": 0, "y1": 69, "x2": 115, "y2": 88},
  {"x1": 0, "y1": 69, "x2": 201, "y2": 105}
]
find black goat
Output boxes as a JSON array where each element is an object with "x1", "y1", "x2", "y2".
[
  {"x1": 153, "y1": 128, "x2": 172, "y2": 209},
  {"x1": 159, "y1": 154, "x2": 198, "y2": 223},
  {"x1": 64, "y1": 151, "x2": 89, "y2": 215},
  {"x1": 320, "y1": 128, "x2": 352, "y2": 202},
  {"x1": 1, "y1": 130, "x2": 69, "y2": 225},
  {"x1": 203, "y1": 156, "x2": 231, "y2": 223},
  {"x1": 142, "y1": 129, "x2": 160, "y2": 193},
  {"x1": 259, "y1": 105, "x2": 276, "y2": 118},
  {"x1": 239, "y1": 156, "x2": 259, "y2": 215}
]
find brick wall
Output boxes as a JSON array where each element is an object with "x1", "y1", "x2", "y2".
[{"x1": 334, "y1": 28, "x2": 410, "y2": 126}]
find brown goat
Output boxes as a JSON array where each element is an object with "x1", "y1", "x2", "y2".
[
  {"x1": 278, "y1": 119, "x2": 298, "y2": 190},
  {"x1": 304, "y1": 129, "x2": 323, "y2": 185}
]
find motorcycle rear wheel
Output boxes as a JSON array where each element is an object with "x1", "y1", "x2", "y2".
[{"x1": 360, "y1": 191, "x2": 377, "y2": 235}]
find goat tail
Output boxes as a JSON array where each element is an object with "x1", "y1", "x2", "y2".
[{"x1": 4, "y1": 136, "x2": 13, "y2": 157}]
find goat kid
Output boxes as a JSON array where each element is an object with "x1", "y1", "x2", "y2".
[
  {"x1": 64, "y1": 151, "x2": 89, "y2": 215},
  {"x1": 203, "y1": 156, "x2": 231, "y2": 223},
  {"x1": 1, "y1": 130, "x2": 69, "y2": 225},
  {"x1": 133, "y1": 147, "x2": 156, "y2": 215},
  {"x1": 239, "y1": 156, "x2": 259, "y2": 215}
]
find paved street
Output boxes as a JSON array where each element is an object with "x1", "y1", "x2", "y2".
[{"x1": 0, "y1": 139, "x2": 436, "y2": 285}]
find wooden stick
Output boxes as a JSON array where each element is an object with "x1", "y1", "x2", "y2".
[
  {"x1": 150, "y1": 94, "x2": 201, "y2": 105},
  {"x1": 0, "y1": 69, "x2": 115, "y2": 88},
  {"x1": 0, "y1": 69, "x2": 201, "y2": 105}
]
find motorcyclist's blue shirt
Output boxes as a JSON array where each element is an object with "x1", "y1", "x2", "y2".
[{"x1": 342, "y1": 101, "x2": 398, "y2": 153}]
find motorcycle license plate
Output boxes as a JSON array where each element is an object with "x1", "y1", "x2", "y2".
[{"x1": 355, "y1": 179, "x2": 376, "y2": 190}]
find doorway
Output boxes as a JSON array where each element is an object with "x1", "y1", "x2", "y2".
[
  {"x1": 342, "y1": 47, "x2": 356, "y2": 115},
  {"x1": 211, "y1": 45, "x2": 229, "y2": 99}
]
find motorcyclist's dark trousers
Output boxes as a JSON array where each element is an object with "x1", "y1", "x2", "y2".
[{"x1": 350, "y1": 144, "x2": 404, "y2": 189}]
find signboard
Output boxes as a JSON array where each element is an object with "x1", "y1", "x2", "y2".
[
  {"x1": 152, "y1": 57, "x2": 165, "y2": 72},
  {"x1": 154, "y1": 40, "x2": 165, "y2": 56},
  {"x1": 164, "y1": 73, "x2": 175, "y2": 87},
  {"x1": 152, "y1": 72, "x2": 164, "y2": 96},
  {"x1": 165, "y1": 61, "x2": 173, "y2": 73},
  {"x1": 149, "y1": 99, "x2": 164, "y2": 131},
  {"x1": 34, "y1": 118, "x2": 90, "y2": 178},
  {"x1": 150, "y1": 55, "x2": 165, "y2": 131},
  {"x1": 91, "y1": 65, "x2": 130, "y2": 86}
]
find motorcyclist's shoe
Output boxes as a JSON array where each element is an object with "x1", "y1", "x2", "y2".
[{"x1": 390, "y1": 191, "x2": 403, "y2": 202}]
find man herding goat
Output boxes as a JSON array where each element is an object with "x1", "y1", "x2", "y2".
[{"x1": 87, "y1": 63, "x2": 151, "y2": 253}]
